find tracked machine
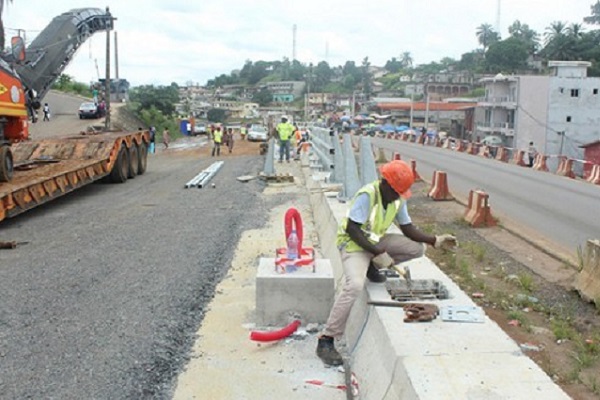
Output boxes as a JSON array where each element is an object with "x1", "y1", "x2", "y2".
[{"x1": 0, "y1": 8, "x2": 148, "y2": 223}]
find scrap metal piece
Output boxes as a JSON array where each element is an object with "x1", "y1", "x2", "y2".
[
  {"x1": 440, "y1": 305, "x2": 485, "y2": 323},
  {"x1": 385, "y1": 279, "x2": 449, "y2": 302},
  {"x1": 403, "y1": 303, "x2": 440, "y2": 323}
]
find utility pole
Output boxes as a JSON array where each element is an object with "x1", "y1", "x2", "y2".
[
  {"x1": 424, "y1": 93, "x2": 430, "y2": 131},
  {"x1": 114, "y1": 31, "x2": 119, "y2": 79},
  {"x1": 104, "y1": 7, "x2": 115, "y2": 131},
  {"x1": 409, "y1": 92, "x2": 414, "y2": 128}
]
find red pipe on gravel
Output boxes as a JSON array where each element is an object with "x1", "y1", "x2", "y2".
[{"x1": 250, "y1": 320, "x2": 301, "y2": 342}]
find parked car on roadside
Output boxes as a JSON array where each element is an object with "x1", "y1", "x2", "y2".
[
  {"x1": 247, "y1": 125, "x2": 268, "y2": 142},
  {"x1": 78, "y1": 102, "x2": 99, "y2": 119},
  {"x1": 193, "y1": 123, "x2": 207, "y2": 135}
]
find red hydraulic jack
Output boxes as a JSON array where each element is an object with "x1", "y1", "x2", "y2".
[{"x1": 274, "y1": 207, "x2": 315, "y2": 273}]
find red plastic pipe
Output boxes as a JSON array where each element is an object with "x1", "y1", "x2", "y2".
[{"x1": 250, "y1": 320, "x2": 301, "y2": 342}]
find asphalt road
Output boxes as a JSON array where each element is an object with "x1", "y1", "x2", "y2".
[
  {"x1": 0, "y1": 142, "x2": 275, "y2": 398},
  {"x1": 373, "y1": 137, "x2": 600, "y2": 253}
]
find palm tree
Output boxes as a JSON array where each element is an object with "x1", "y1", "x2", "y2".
[
  {"x1": 400, "y1": 52, "x2": 413, "y2": 68},
  {"x1": 0, "y1": 0, "x2": 13, "y2": 51},
  {"x1": 508, "y1": 20, "x2": 540, "y2": 54},
  {"x1": 544, "y1": 21, "x2": 567, "y2": 46},
  {"x1": 584, "y1": 0, "x2": 600, "y2": 24},
  {"x1": 476, "y1": 23, "x2": 500, "y2": 52},
  {"x1": 566, "y1": 23, "x2": 584, "y2": 39}
]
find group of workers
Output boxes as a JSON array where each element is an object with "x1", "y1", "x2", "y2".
[
  {"x1": 275, "y1": 116, "x2": 310, "y2": 162},
  {"x1": 210, "y1": 125, "x2": 238, "y2": 157}
]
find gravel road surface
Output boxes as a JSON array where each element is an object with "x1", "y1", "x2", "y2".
[{"x1": 0, "y1": 135, "x2": 276, "y2": 398}]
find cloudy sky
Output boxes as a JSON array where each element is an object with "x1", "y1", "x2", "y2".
[{"x1": 3, "y1": 0, "x2": 597, "y2": 87}]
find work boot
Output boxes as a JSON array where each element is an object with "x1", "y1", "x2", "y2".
[
  {"x1": 366, "y1": 263, "x2": 387, "y2": 283},
  {"x1": 316, "y1": 336, "x2": 343, "y2": 366}
]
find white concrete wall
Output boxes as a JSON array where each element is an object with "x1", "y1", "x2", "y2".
[
  {"x1": 515, "y1": 76, "x2": 550, "y2": 152},
  {"x1": 546, "y1": 76, "x2": 600, "y2": 167}
]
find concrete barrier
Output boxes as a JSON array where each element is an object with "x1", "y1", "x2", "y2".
[
  {"x1": 427, "y1": 170, "x2": 454, "y2": 201},
  {"x1": 556, "y1": 157, "x2": 576, "y2": 178},
  {"x1": 464, "y1": 190, "x2": 497, "y2": 227},
  {"x1": 575, "y1": 239, "x2": 600, "y2": 306},
  {"x1": 532, "y1": 154, "x2": 549, "y2": 172},
  {"x1": 411, "y1": 160, "x2": 422, "y2": 182},
  {"x1": 495, "y1": 147, "x2": 509, "y2": 162},
  {"x1": 510, "y1": 150, "x2": 527, "y2": 167},
  {"x1": 455, "y1": 140, "x2": 465, "y2": 152},
  {"x1": 586, "y1": 164, "x2": 600, "y2": 184}
]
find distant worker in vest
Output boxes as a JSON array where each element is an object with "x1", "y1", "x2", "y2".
[
  {"x1": 276, "y1": 116, "x2": 295, "y2": 163},
  {"x1": 211, "y1": 125, "x2": 223, "y2": 157},
  {"x1": 316, "y1": 160, "x2": 458, "y2": 366}
]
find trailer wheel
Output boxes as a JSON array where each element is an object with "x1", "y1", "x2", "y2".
[
  {"x1": 137, "y1": 142, "x2": 148, "y2": 175},
  {"x1": 128, "y1": 143, "x2": 139, "y2": 178},
  {"x1": 109, "y1": 143, "x2": 128, "y2": 183},
  {"x1": 0, "y1": 146, "x2": 14, "y2": 182}
]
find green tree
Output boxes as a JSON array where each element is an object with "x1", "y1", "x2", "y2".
[
  {"x1": 458, "y1": 51, "x2": 484, "y2": 72},
  {"x1": 252, "y1": 87, "x2": 272, "y2": 106},
  {"x1": 508, "y1": 20, "x2": 540, "y2": 54},
  {"x1": 129, "y1": 84, "x2": 179, "y2": 116},
  {"x1": 476, "y1": 23, "x2": 500, "y2": 52},
  {"x1": 313, "y1": 61, "x2": 332, "y2": 92},
  {"x1": 584, "y1": 1, "x2": 600, "y2": 24},
  {"x1": 207, "y1": 108, "x2": 227, "y2": 123},
  {"x1": 400, "y1": 52, "x2": 413, "y2": 68},
  {"x1": 361, "y1": 57, "x2": 372, "y2": 99},
  {"x1": 544, "y1": 21, "x2": 567, "y2": 45},
  {"x1": 485, "y1": 37, "x2": 529, "y2": 73},
  {"x1": 385, "y1": 57, "x2": 403, "y2": 73}
]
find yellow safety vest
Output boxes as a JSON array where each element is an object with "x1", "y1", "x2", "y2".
[
  {"x1": 277, "y1": 122, "x2": 294, "y2": 141},
  {"x1": 336, "y1": 181, "x2": 403, "y2": 252},
  {"x1": 214, "y1": 130, "x2": 223, "y2": 143}
]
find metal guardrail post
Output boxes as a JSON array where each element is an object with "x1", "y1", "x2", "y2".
[
  {"x1": 309, "y1": 127, "x2": 334, "y2": 171},
  {"x1": 331, "y1": 130, "x2": 344, "y2": 183},
  {"x1": 359, "y1": 136, "x2": 378, "y2": 185},
  {"x1": 264, "y1": 137, "x2": 275, "y2": 175},
  {"x1": 340, "y1": 133, "x2": 361, "y2": 201}
]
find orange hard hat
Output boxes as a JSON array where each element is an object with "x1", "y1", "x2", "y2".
[{"x1": 379, "y1": 160, "x2": 414, "y2": 198}]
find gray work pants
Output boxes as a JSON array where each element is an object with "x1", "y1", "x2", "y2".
[{"x1": 322, "y1": 234, "x2": 425, "y2": 338}]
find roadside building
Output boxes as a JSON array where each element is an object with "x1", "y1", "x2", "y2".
[
  {"x1": 580, "y1": 140, "x2": 600, "y2": 178},
  {"x1": 475, "y1": 61, "x2": 600, "y2": 170}
]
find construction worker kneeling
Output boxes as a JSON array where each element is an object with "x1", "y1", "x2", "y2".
[{"x1": 316, "y1": 160, "x2": 457, "y2": 366}]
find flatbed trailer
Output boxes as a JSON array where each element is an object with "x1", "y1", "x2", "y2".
[{"x1": 0, "y1": 130, "x2": 148, "y2": 222}]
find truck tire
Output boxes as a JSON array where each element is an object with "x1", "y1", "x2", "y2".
[
  {"x1": 0, "y1": 146, "x2": 14, "y2": 182},
  {"x1": 137, "y1": 142, "x2": 148, "y2": 175},
  {"x1": 127, "y1": 143, "x2": 139, "y2": 178},
  {"x1": 109, "y1": 143, "x2": 128, "y2": 183}
]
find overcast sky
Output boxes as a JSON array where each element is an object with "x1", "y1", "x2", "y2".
[{"x1": 3, "y1": 0, "x2": 597, "y2": 87}]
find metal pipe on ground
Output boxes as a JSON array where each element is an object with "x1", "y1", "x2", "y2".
[{"x1": 197, "y1": 161, "x2": 224, "y2": 188}]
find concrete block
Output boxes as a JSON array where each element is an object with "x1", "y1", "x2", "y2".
[
  {"x1": 575, "y1": 239, "x2": 600, "y2": 305},
  {"x1": 255, "y1": 257, "x2": 334, "y2": 326}
]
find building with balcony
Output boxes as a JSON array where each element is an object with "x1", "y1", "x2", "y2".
[
  {"x1": 476, "y1": 61, "x2": 600, "y2": 161},
  {"x1": 265, "y1": 81, "x2": 305, "y2": 103}
]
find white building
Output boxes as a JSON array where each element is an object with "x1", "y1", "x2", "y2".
[{"x1": 476, "y1": 61, "x2": 600, "y2": 166}]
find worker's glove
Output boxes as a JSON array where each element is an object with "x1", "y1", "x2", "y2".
[
  {"x1": 371, "y1": 252, "x2": 394, "y2": 270},
  {"x1": 434, "y1": 234, "x2": 458, "y2": 250}
]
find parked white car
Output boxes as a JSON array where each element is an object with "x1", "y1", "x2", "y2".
[{"x1": 247, "y1": 125, "x2": 268, "y2": 142}]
